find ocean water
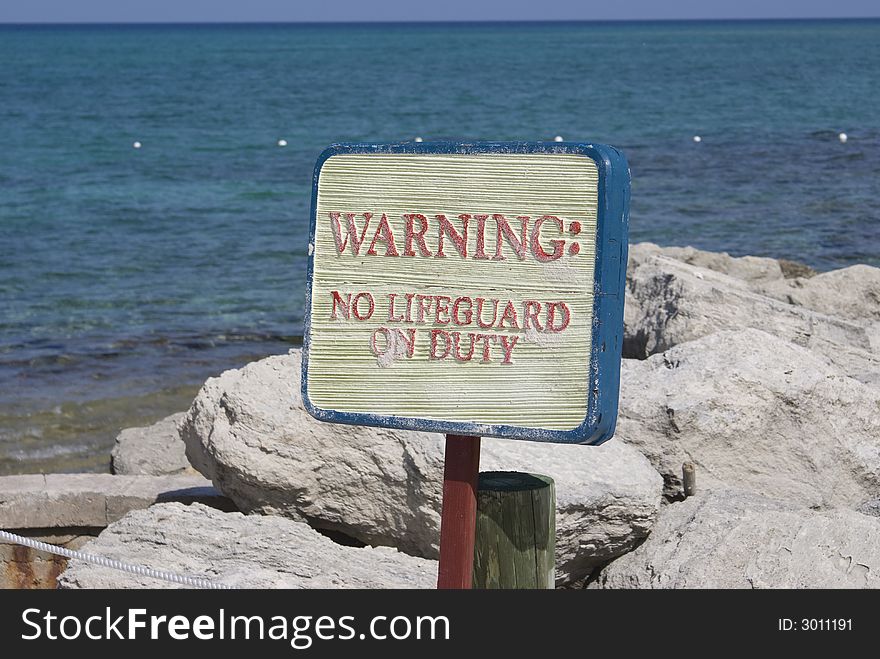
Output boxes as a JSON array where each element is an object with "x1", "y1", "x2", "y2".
[{"x1": 1, "y1": 20, "x2": 878, "y2": 474}]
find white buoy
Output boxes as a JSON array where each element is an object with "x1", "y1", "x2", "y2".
[
  {"x1": 414, "y1": 137, "x2": 423, "y2": 143},
  {"x1": 554, "y1": 135, "x2": 564, "y2": 142},
  {"x1": 277, "y1": 139, "x2": 287, "y2": 147},
  {"x1": 838, "y1": 132, "x2": 848, "y2": 143},
  {"x1": 132, "y1": 141, "x2": 142, "y2": 149},
  {"x1": 693, "y1": 135, "x2": 702, "y2": 143}
]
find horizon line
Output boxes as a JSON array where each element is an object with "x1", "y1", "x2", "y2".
[{"x1": 1, "y1": 16, "x2": 879, "y2": 26}]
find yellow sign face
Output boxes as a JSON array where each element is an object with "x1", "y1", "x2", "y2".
[{"x1": 304, "y1": 147, "x2": 606, "y2": 438}]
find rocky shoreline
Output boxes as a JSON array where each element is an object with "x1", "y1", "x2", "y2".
[{"x1": 3, "y1": 242, "x2": 879, "y2": 588}]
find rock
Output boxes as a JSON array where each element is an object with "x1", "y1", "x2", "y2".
[
  {"x1": 627, "y1": 244, "x2": 877, "y2": 319},
  {"x1": 628, "y1": 242, "x2": 785, "y2": 284},
  {"x1": 111, "y1": 413, "x2": 193, "y2": 476},
  {"x1": 592, "y1": 489, "x2": 880, "y2": 588},
  {"x1": 617, "y1": 329, "x2": 880, "y2": 507},
  {"x1": 59, "y1": 503, "x2": 435, "y2": 589},
  {"x1": 758, "y1": 264, "x2": 880, "y2": 323},
  {"x1": 181, "y1": 350, "x2": 664, "y2": 583},
  {"x1": 181, "y1": 352, "x2": 446, "y2": 557},
  {"x1": 869, "y1": 322, "x2": 880, "y2": 355},
  {"x1": 0, "y1": 473, "x2": 223, "y2": 529},
  {"x1": 622, "y1": 287, "x2": 643, "y2": 354},
  {"x1": 625, "y1": 253, "x2": 880, "y2": 385}
]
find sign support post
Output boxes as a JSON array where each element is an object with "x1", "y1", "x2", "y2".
[{"x1": 436, "y1": 434, "x2": 481, "y2": 589}]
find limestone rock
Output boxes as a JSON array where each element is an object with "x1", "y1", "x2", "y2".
[
  {"x1": 181, "y1": 350, "x2": 664, "y2": 583},
  {"x1": 628, "y1": 242, "x2": 785, "y2": 284},
  {"x1": 617, "y1": 329, "x2": 880, "y2": 507},
  {"x1": 111, "y1": 413, "x2": 193, "y2": 476},
  {"x1": 593, "y1": 489, "x2": 880, "y2": 588},
  {"x1": 758, "y1": 264, "x2": 880, "y2": 323},
  {"x1": 625, "y1": 254, "x2": 880, "y2": 385},
  {"x1": 58, "y1": 503, "x2": 435, "y2": 589},
  {"x1": 869, "y1": 322, "x2": 880, "y2": 355},
  {"x1": 181, "y1": 351, "x2": 446, "y2": 557}
]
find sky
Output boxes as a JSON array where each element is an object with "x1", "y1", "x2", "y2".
[{"x1": 0, "y1": 0, "x2": 877, "y2": 23}]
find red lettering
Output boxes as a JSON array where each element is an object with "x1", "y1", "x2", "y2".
[
  {"x1": 404, "y1": 214, "x2": 432, "y2": 257},
  {"x1": 330, "y1": 212, "x2": 372, "y2": 256},
  {"x1": 366, "y1": 213, "x2": 399, "y2": 256},
  {"x1": 395, "y1": 328, "x2": 416, "y2": 358},
  {"x1": 352, "y1": 292, "x2": 375, "y2": 321},
  {"x1": 370, "y1": 327, "x2": 390, "y2": 356},
  {"x1": 370, "y1": 328, "x2": 416, "y2": 360},
  {"x1": 546, "y1": 301, "x2": 571, "y2": 332},
  {"x1": 453, "y1": 332, "x2": 476, "y2": 361},
  {"x1": 430, "y1": 330, "x2": 451, "y2": 359},
  {"x1": 499, "y1": 335, "x2": 518, "y2": 364},
  {"x1": 477, "y1": 334, "x2": 495, "y2": 362},
  {"x1": 498, "y1": 301, "x2": 520, "y2": 330},
  {"x1": 329, "y1": 212, "x2": 579, "y2": 262},
  {"x1": 473, "y1": 215, "x2": 490, "y2": 260},
  {"x1": 436, "y1": 214, "x2": 469, "y2": 258},
  {"x1": 330, "y1": 291, "x2": 351, "y2": 320},
  {"x1": 492, "y1": 214, "x2": 529, "y2": 261},
  {"x1": 452, "y1": 297, "x2": 473, "y2": 325},
  {"x1": 523, "y1": 300, "x2": 543, "y2": 330},
  {"x1": 388, "y1": 294, "x2": 405, "y2": 322},
  {"x1": 531, "y1": 215, "x2": 565, "y2": 262},
  {"x1": 405, "y1": 293, "x2": 415, "y2": 323},
  {"x1": 475, "y1": 298, "x2": 498, "y2": 329},
  {"x1": 434, "y1": 295, "x2": 451, "y2": 324},
  {"x1": 415, "y1": 294, "x2": 433, "y2": 323}
]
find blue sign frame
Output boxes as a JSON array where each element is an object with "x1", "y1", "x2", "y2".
[{"x1": 301, "y1": 141, "x2": 630, "y2": 445}]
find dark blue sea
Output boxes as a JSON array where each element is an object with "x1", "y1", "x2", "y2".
[{"x1": 1, "y1": 20, "x2": 878, "y2": 473}]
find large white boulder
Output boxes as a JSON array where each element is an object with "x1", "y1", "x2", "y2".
[
  {"x1": 624, "y1": 253, "x2": 880, "y2": 385},
  {"x1": 617, "y1": 329, "x2": 880, "y2": 507},
  {"x1": 181, "y1": 350, "x2": 664, "y2": 584},
  {"x1": 758, "y1": 264, "x2": 880, "y2": 323},
  {"x1": 627, "y1": 242, "x2": 787, "y2": 284},
  {"x1": 59, "y1": 503, "x2": 435, "y2": 589},
  {"x1": 111, "y1": 413, "x2": 193, "y2": 476},
  {"x1": 593, "y1": 489, "x2": 880, "y2": 589},
  {"x1": 181, "y1": 352, "x2": 445, "y2": 557}
]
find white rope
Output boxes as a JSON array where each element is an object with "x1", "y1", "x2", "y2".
[{"x1": 0, "y1": 529, "x2": 232, "y2": 589}]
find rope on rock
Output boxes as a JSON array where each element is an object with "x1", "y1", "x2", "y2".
[{"x1": 0, "y1": 529, "x2": 232, "y2": 589}]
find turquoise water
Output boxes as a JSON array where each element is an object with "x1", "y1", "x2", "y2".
[{"x1": 1, "y1": 20, "x2": 879, "y2": 473}]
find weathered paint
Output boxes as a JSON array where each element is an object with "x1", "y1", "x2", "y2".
[
  {"x1": 3, "y1": 545, "x2": 67, "y2": 589},
  {"x1": 302, "y1": 141, "x2": 629, "y2": 444},
  {"x1": 1, "y1": 529, "x2": 98, "y2": 589}
]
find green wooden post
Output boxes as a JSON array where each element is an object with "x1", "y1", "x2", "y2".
[{"x1": 472, "y1": 471, "x2": 555, "y2": 589}]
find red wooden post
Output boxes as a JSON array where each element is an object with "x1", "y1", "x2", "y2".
[{"x1": 437, "y1": 434, "x2": 481, "y2": 589}]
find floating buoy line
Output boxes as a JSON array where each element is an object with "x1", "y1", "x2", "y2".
[{"x1": 125, "y1": 132, "x2": 855, "y2": 150}]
